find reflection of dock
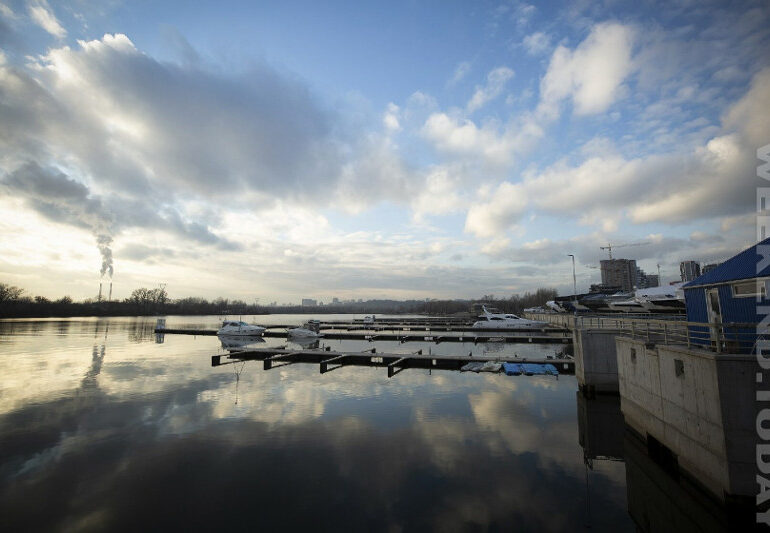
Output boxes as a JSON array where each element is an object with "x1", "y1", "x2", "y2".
[{"x1": 211, "y1": 347, "x2": 575, "y2": 376}]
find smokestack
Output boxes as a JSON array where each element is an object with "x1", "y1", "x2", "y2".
[
  {"x1": 108, "y1": 282, "x2": 112, "y2": 302},
  {"x1": 98, "y1": 282, "x2": 102, "y2": 302}
]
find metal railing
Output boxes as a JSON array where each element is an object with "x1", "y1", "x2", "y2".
[{"x1": 524, "y1": 312, "x2": 761, "y2": 355}]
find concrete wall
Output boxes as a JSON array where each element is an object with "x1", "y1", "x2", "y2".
[
  {"x1": 617, "y1": 336, "x2": 756, "y2": 499},
  {"x1": 575, "y1": 328, "x2": 622, "y2": 393}
]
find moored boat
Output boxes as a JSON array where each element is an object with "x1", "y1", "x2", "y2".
[
  {"x1": 472, "y1": 305, "x2": 548, "y2": 329},
  {"x1": 217, "y1": 320, "x2": 266, "y2": 336}
]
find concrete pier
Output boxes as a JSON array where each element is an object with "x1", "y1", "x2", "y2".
[
  {"x1": 574, "y1": 328, "x2": 623, "y2": 393},
  {"x1": 616, "y1": 336, "x2": 757, "y2": 501}
]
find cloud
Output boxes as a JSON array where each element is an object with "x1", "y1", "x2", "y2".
[
  {"x1": 464, "y1": 182, "x2": 527, "y2": 238},
  {"x1": 448, "y1": 61, "x2": 471, "y2": 86},
  {"x1": 538, "y1": 22, "x2": 634, "y2": 118},
  {"x1": 421, "y1": 112, "x2": 541, "y2": 168},
  {"x1": 462, "y1": 67, "x2": 770, "y2": 238},
  {"x1": 411, "y1": 166, "x2": 463, "y2": 220},
  {"x1": 467, "y1": 66, "x2": 514, "y2": 112},
  {"x1": 522, "y1": 32, "x2": 551, "y2": 55},
  {"x1": 382, "y1": 102, "x2": 401, "y2": 131},
  {"x1": 28, "y1": 1, "x2": 66, "y2": 38},
  {"x1": 0, "y1": 161, "x2": 240, "y2": 276},
  {"x1": 4, "y1": 34, "x2": 340, "y2": 203}
]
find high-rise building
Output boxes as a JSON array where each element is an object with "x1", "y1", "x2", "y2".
[
  {"x1": 301, "y1": 298, "x2": 317, "y2": 306},
  {"x1": 680, "y1": 260, "x2": 701, "y2": 282},
  {"x1": 601, "y1": 259, "x2": 637, "y2": 292},
  {"x1": 644, "y1": 274, "x2": 660, "y2": 288},
  {"x1": 702, "y1": 263, "x2": 720, "y2": 275},
  {"x1": 634, "y1": 266, "x2": 660, "y2": 289}
]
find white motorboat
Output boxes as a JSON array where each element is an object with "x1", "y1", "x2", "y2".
[
  {"x1": 607, "y1": 298, "x2": 645, "y2": 313},
  {"x1": 287, "y1": 319, "x2": 323, "y2": 338},
  {"x1": 472, "y1": 306, "x2": 548, "y2": 329},
  {"x1": 635, "y1": 284, "x2": 685, "y2": 313},
  {"x1": 217, "y1": 320, "x2": 266, "y2": 336}
]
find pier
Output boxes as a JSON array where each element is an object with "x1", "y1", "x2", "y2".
[
  {"x1": 155, "y1": 318, "x2": 572, "y2": 344},
  {"x1": 211, "y1": 346, "x2": 575, "y2": 376},
  {"x1": 526, "y1": 311, "x2": 759, "y2": 506}
]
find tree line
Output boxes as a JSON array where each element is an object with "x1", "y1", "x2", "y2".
[{"x1": 0, "y1": 282, "x2": 557, "y2": 318}]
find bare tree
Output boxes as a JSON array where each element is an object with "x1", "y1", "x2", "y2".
[{"x1": 0, "y1": 283, "x2": 24, "y2": 303}]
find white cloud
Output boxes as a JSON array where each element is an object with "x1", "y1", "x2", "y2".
[
  {"x1": 28, "y1": 1, "x2": 66, "y2": 38},
  {"x1": 421, "y1": 111, "x2": 542, "y2": 168},
  {"x1": 382, "y1": 102, "x2": 401, "y2": 131},
  {"x1": 459, "y1": 67, "x2": 769, "y2": 240},
  {"x1": 464, "y1": 182, "x2": 527, "y2": 238},
  {"x1": 522, "y1": 32, "x2": 551, "y2": 55},
  {"x1": 448, "y1": 61, "x2": 471, "y2": 85},
  {"x1": 0, "y1": 3, "x2": 16, "y2": 19},
  {"x1": 411, "y1": 166, "x2": 463, "y2": 220},
  {"x1": 538, "y1": 22, "x2": 634, "y2": 118},
  {"x1": 467, "y1": 66, "x2": 514, "y2": 112}
]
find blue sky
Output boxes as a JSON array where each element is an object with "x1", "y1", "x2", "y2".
[{"x1": 0, "y1": 0, "x2": 768, "y2": 302}]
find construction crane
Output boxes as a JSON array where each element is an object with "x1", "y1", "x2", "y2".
[{"x1": 600, "y1": 241, "x2": 650, "y2": 260}]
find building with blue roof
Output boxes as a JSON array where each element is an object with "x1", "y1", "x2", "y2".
[{"x1": 682, "y1": 237, "x2": 769, "y2": 353}]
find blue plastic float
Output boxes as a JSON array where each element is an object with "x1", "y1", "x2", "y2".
[{"x1": 502, "y1": 362, "x2": 524, "y2": 376}]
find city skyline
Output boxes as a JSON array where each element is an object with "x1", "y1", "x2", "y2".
[{"x1": 0, "y1": 1, "x2": 767, "y2": 302}]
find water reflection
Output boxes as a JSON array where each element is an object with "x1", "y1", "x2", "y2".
[
  {"x1": 218, "y1": 334, "x2": 266, "y2": 351},
  {"x1": 0, "y1": 317, "x2": 634, "y2": 531}
]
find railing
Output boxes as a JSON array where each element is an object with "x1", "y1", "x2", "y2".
[{"x1": 524, "y1": 312, "x2": 762, "y2": 355}]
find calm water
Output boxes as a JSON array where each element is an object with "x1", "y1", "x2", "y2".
[{"x1": 0, "y1": 316, "x2": 634, "y2": 532}]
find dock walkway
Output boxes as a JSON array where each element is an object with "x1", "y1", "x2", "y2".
[
  {"x1": 212, "y1": 347, "x2": 575, "y2": 376},
  {"x1": 156, "y1": 326, "x2": 571, "y2": 344},
  {"x1": 156, "y1": 318, "x2": 571, "y2": 344}
]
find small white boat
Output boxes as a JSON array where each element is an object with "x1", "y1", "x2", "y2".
[
  {"x1": 287, "y1": 319, "x2": 322, "y2": 338},
  {"x1": 472, "y1": 306, "x2": 548, "y2": 329},
  {"x1": 217, "y1": 320, "x2": 266, "y2": 336}
]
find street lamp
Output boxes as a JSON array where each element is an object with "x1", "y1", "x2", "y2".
[{"x1": 568, "y1": 254, "x2": 577, "y2": 313}]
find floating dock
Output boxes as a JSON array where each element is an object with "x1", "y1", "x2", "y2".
[
  {"x1": 155, "y1": 319, "x2": 571, "y2": 344},
  {"x1": 211, "y1": 346, "x2": 575, "y2": 376}
]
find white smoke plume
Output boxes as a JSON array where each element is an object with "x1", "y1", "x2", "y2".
[{"x1": 97, "y1": 235, "x2": 114, "y2": 278}]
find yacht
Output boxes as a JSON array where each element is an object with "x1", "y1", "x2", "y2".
[
  {"x1": 287, "y1": 319, "x2": 323, "y2": 338},
  {"x1": 217, "y1": 320, "x2": 266, "y2": 336},
  {"x1": 607, "y1": 298, "x2": 645, "y2": 313},
  {"x1": 472, "y1": 306, "x2": 548, "y2": 329},
  {"x1": 635, "y1": 283, "x2": 685, "y2": 313}
]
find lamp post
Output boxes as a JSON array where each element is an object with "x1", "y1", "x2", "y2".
[{"x1": 568, "y1": 254, "x2": 577, "y2": 313}]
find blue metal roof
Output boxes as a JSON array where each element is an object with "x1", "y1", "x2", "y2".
[{"x1": 683, "y1": 237, "x2": 770, "y2": 288}]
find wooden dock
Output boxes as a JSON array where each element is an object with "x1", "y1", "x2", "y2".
[{"x1": 211, "y1": 347, "x2": 575, "y2": 376}]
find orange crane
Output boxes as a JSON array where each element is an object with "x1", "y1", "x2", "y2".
[{"x1": 600, "y1": 241, "x2": 650, "y2": 260}]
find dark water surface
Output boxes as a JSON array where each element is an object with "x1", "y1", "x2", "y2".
[{"x1": 0, "y1": 316, "x2": 633, "y2": 532}]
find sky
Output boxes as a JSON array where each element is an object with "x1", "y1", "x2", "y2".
[{"x1": 0, "y1": 0, "x2": 768, "y2": 303}]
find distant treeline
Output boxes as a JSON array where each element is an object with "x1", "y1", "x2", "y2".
[{"x1": 0, "y1": 283, "x2": 557, "y2": 318}]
